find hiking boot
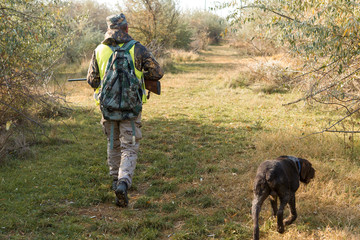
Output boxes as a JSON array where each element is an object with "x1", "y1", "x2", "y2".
[{"x1": 115, "y1": 181, "x2": 128, "y2": 207}]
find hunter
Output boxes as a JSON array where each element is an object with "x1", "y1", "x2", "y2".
[{"x1": 87, "y1": 13, "x2": 164, "y2": 207}]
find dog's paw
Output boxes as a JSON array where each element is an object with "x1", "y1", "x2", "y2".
[
  {"x1": 277, "y1": 226, "x2": 285, "y2": 234},
  {"x1": 284, "y1": 216, "x2": 297, "y2": 226}
]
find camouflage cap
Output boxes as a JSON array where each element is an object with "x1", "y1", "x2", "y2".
[{"x1": 106, "y1": 13, "x2": 128, "y2": 30}]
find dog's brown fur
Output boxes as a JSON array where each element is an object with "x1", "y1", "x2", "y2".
[{"x1": 252, "y1": 156, "x2": 315, "y2": 240}]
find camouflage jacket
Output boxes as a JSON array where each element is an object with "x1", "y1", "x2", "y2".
[{"x1": 87, "y1": 29, "x2": 164, "y2": 89}]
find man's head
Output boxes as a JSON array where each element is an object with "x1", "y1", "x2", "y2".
[{"x1": 106, "y1": 13, "x2": 128, "y2": 33}]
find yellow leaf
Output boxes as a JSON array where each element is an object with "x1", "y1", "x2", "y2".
[
  {"x1": 6, "y1": 121, "x2": 12, "y2": 131},
  {"x1": 343, "y1": 29, "x2": 349, "y2": 37}
]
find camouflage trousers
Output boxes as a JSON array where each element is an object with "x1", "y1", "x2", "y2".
[{"x1": 101, "y1": 113, "x2": 142, "y2": 188}]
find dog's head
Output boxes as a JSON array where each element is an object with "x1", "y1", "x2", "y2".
[{"x1": 298, "y1": 158, "x2": 315, "y2": 184}]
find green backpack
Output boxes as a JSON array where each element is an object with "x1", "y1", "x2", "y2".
[{"x1": 99, "y1": 40, "x2": 143, "y2": 146}]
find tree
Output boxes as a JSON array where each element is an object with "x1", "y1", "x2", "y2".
[
  {"x1": 63, "y1": 0, "x2": 112, "y2": 63},
  {"x1": 188, "y1": 11, "x2": 227, "y2": 50},
  {"x1": 228, "y1": 0, "x2": 360, "y2": 134},
  {"x1": 0, "y1": 0, "x2": 73, "y2": 157},
  {"x1": 119, "y1": 0, "x2": 181, "y2": 55},
  {"x1": 173, "y1": 21, "x2": 193, "y2": 50}
]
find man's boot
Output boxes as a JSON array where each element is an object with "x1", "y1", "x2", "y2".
[{"x1": 115, "y1": 181, "x2": 128, "y2": 207}]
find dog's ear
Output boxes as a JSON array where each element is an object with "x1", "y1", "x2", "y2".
[{"x1": 300, "y1": 159, "x2": 315, "y2": 184}]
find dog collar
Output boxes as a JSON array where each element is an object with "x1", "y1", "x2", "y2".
[{"x1": 288, "y1": 156, "x2": 301, "y2": 175}]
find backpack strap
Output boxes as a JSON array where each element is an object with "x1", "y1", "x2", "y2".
[
  {"x1": 110, "y1": 121, "x2": 115, "y2": 150},
  {"x1": 120, "y1": 40, "x2": 138, "y2": 52},
  {"x1": 107, "y1": 44, "x2": 121, "y2": 53},
  {"x1": 106, "y1": 40, "x2": 137, "y2": 53},
  {"x1": 121, "y1": 40, "x2": 138, "y2": 73}
]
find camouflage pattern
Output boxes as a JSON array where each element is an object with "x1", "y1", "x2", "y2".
[
  {"x1": 87, "y1": 39, "x2": 164, "y2": 89},
  {"x1": 99, "y1": 41, "x2": 142, "y2": 121},
  {"x1": 101, "y1": 114, "x2": 142, "y2": 188},
  {"x1": 87, "y1": 19, "x2": 164, "y2": 90},
  {"x1": 103, "y1": 30, "x2": 133, "y2": 45},
  {"x1": 106, "y1": 14, "x2": 127, "y2": 30},
  {"x1": 87, "y1": 13, "x2": 164, "y2": 191}
]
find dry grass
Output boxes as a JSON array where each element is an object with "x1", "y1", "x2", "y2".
[
  {"x1": 229, "y1": 38, "x2": 281, "y2": 57},
  {"x1": 3, "y1": 44, "x2": 360, "y2": 239},
  {"x1": 144, "y1": 45, "x2": 360, "y2": 238},
  {"x1": 169, "y1": 49, "x2": 202, "y2": 62},
  {"x1": 64, "y1": 81, "x2": 95, "y2": 108}
]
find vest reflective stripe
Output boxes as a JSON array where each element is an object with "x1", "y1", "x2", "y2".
[{"x1": 94, "y1": 43, "x2": 146, "y2": 104}]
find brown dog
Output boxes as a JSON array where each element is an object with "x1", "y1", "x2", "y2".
[{"x1": 252, "y1": 156, "x2": 315, "y2": 240}]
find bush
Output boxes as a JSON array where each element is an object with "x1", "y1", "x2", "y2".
[
  {"x1": 122, "y1": 0, "x2": 181, "y2": 49},
  {"x1": 225, "y1": 58, "x2": 296, "y2": 94},
  {"x1": 229, "y1": 0, "x2": 360, "y2": 132},
  {"x1": 229, "y1": 38, "x2": 280, "y2": 57},
  {"x1": 188, "y1": 11, "x2": 227, "y2": 50},
  {"x1": 170, "y1": 50, "x2": 201, "y2": 62},
  {"x1": 1, "y1": 0, "x2": 73, "y2": 159},
  {"x1": 173, "y1": 22, "x2": 193, "y2": 50},
  {"x1": 62, "y1": 0, "x2": 112, "y2": 63},
  {"x1": 248, "y1": 59, "x2": 294, "y2": 93}
]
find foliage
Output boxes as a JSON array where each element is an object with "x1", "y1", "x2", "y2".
[
  {"x1": 118, "y1": 0, "x2": 226, "y2": 53},
  {"x1": 224, "y1": 6, "x2": 283, "y2": 56},
  {"x1": 78, "y1": 0, "x2": 112, "y2": 33},
  {"x1": 226, "y1": 0, "x2": 360, "y2": 133},
  {"x1": 119, "y1": 0, "x2": 181, "y2": 54},
  {"x1": 174, "y1": 10, "x2": 227, "y2": 51},
  {"x1": 0, "y1": 0, "x2": 74, "y2": 157},
  {"x1": 62, "y1": 0, "x2": 113, "y2": 63},
  {"x1": 189, "y1": 11, "x2": 227, "y2": 46},
  {"x1": 173, "y1": 21, "x2": 193, "y2": 50},
  {"x1": 2, "y1": 45, "x2": 360, "y2": 239}
]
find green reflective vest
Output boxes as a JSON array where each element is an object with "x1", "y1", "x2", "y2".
[{"x1": 94, "y1": 43, "x2": 146, "y2": 104}]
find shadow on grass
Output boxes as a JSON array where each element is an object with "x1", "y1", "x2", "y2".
[
  {"x1": 138, "y1": 117, "x2": 249, "y2": 178},
  {"x1": 2, "y1": 112, "x2": 357, "y2": 239},
  {"x1": 0, "y1": 111, "x2": 253, "y2": 239}
]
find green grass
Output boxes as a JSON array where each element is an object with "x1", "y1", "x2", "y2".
[{"x1": 1, "y1": 45, "x2": 360, "y2": 239}]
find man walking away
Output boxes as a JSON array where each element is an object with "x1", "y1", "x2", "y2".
[{"x1": 87, "y1": 13, "x2": 164, "y2": 207}]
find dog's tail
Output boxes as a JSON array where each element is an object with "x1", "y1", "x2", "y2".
[{"x1": 265, "y1": 170, "x2": 279, "y2": 190}]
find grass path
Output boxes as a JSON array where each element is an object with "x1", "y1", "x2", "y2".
[{"x1": 1, "y1": 45, "x2": 360, "y2": 239}]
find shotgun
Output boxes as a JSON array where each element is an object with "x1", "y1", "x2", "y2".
[{"x1": 68, "y1": 78, "x2": 161, "y2": 95}]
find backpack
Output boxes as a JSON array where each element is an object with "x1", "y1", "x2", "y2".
[
  {"x1": 99, "y1": 40, "x2": 143, "y2": 147},
  {"x1": 99, "y1": 40, "x2": 143, "y2": 122}
]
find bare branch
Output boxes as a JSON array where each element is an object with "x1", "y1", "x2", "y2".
[
  {"x1": 325, "y1": 130, "x2": 360, "y2": 133},
  {"x1": 284, "y1": 66, "x2": 360, "y2": 106},
  {"x1": 0, "y1": 100, "x2": 43, "y2": 128},
  {"x1": 1, "y1": 6, "x2": 45, "y2": 21},
  {"x1": 301, "y1": 107, "x2": 360, "y2": 138},
  {"x1": 240, "y1": 5, "x2": 295, "y2": 21}
]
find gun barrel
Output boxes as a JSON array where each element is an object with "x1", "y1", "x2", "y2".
[
  {"x1": 68, "y1": 78, "x2": 87, "y2": 82},
  {"x1": 67, "y1": 78, "x2": 161, "y2": 95}
]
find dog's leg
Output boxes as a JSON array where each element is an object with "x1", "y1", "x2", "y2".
[
  {"x1": 252, "y1": 193, "x2": 268, "y2": 240},
  {"x1": 269, "y1": 193, "x2": 278, "y2": 217},
  {"x1": 276, "y1": 192, "x2": 290, "y2": 234},
  {"x1": 284, "y1": 193, "x2": 297, "y2": 226}
]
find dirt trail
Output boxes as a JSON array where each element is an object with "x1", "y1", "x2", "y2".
[{"x1": 75, "y1": 44, "x2": 252, "y2": 215}]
